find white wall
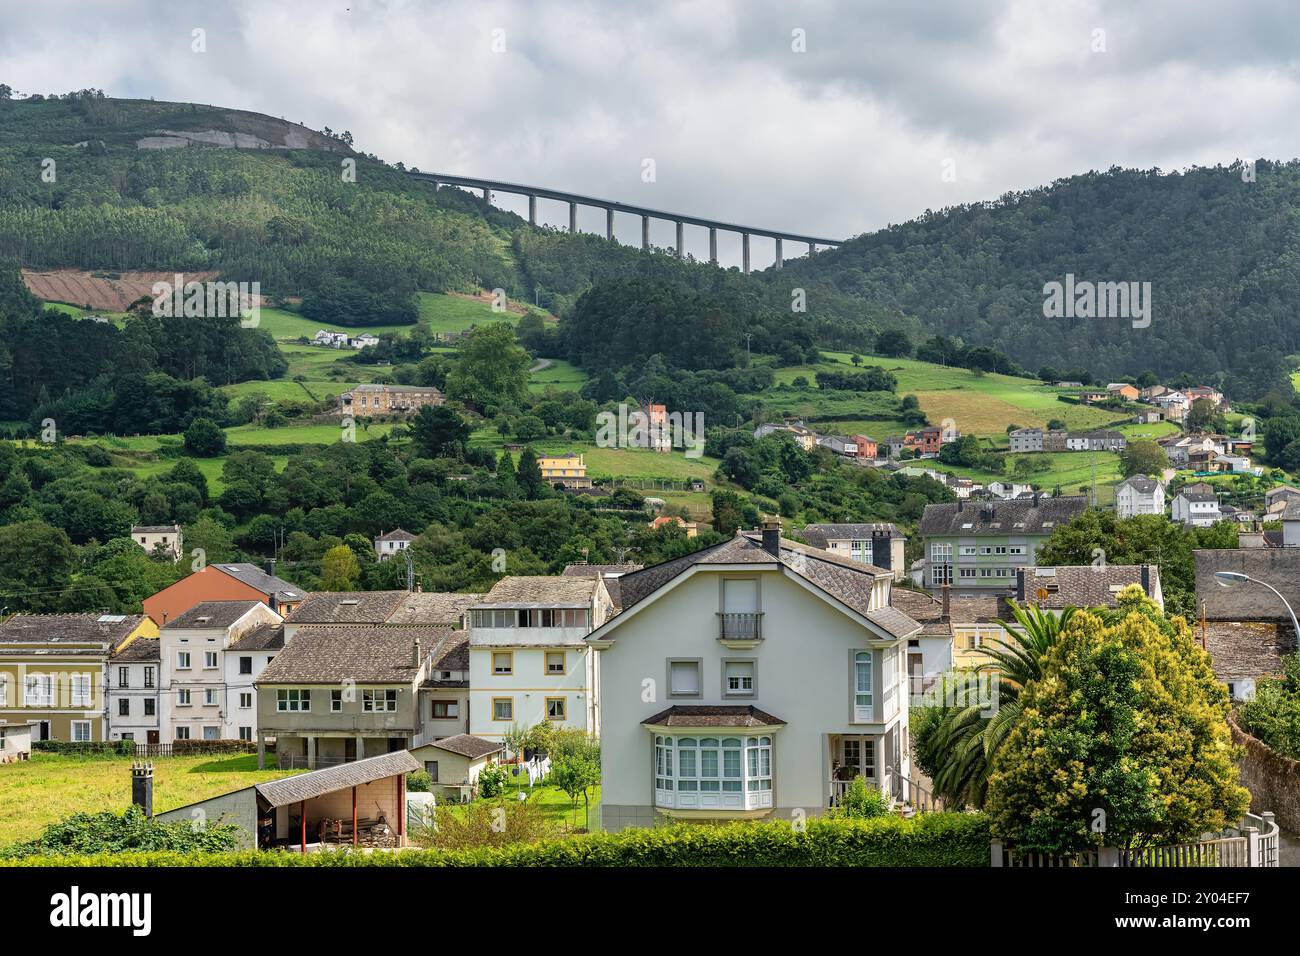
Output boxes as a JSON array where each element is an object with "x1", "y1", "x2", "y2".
[
  {"x1": 596, "y1": 567, "x2": 909, "y2": 817},
  {"x1": 467, "y1": 642, "x2": 591, "y2": 738}
]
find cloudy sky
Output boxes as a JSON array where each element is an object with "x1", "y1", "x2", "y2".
[{"x1": 3, "y1": 0, "x2": 1298, "y2": 264}]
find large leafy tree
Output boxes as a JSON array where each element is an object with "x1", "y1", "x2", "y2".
[
  {"x1": 444, "y1": 322, "x2": 531, "y2": 411},
  {"x1": 914, "y1": 601, "x2": 1073, "y2": 808},
  {"x1": 986, "y1": 588, "x2": 1248, "y2": 853}
]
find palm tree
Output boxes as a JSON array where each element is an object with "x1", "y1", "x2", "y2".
[{"x1": 923, "y1": 602, "x2": 1075, "y2": 808}]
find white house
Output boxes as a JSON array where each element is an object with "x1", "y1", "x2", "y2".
[
  {"x1": 587, "y1": 520, "x2": 920, "y2": 832},
  {"x1": 1171, "y1": 489, "x2": 1221, "y2": 527},
  {"x1": 350, "y1": 333, "x2": 380, "y2": 350},
  {"x1": 130, "y1": 524, "x2": 182, "y2": 561},
  {"x1": 313, "y1": 329, "x2": 350, "y2": 348},
  {"x1": 1115, "y1": 475, "x2": 1165, "y2": 518},
  {"x1": 159, "y1": 601, "x2": 283, "y2": 742},
  {"x1": 222, "y1": 621, "x2": 284, "y2": 743},
  {"x1": 374, "y1": 528, "x2": 415, "y2": 562},
  {"x1": 106, "y1": 637, "x2": 160, "y2": 744},
  {"x1": 1283, "y1": 499, "x2": 1300, "y2": 548},
  {"x1": 467, "y1": 576, "x2": 614, "y2": 741}
]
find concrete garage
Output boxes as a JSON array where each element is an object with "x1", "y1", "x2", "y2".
[{"x1": 155, "y1": 750, "x2": 420, "y2": 851}]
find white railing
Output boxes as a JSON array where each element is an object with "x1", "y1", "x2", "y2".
[{"x1": 992, "y1": 812, "x2": 1280, "y2": 867}]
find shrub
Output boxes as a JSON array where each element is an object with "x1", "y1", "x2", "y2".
[
  {"x1": 406, "y1": 770, "x2": 432, "y2": 793},
  {"x1": 830, "y1": 776, "x2": 890, "y2": 819},
  {"x1": 6, "y1": 813, "x2": 991, "y2": 867},
  {"x1": 410, "y1": 795, "x2": 558, "y2": 850},
  {"x1": 476, "y1": 762, "x2": 508, "y2": 798},
  {"x1": 0, "y1": 806, "x2": 241, "y2": 859},
  {"x1": 1239, "y1": 655, "x2": 1300, "y2": 759}
]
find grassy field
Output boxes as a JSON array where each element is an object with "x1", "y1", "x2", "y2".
[
  {"x1": 0, "y1": 752, "x2": 301, "y2": 846},
  {"x1": 937, "y1": 451, "x2": 1123, "y2": 505},
  {"x1": 528, "y1": 359, "x2": 589, "y2": 394},
  {"x1": 766, "y1": 352, "x2": 1119, "y2": 437}
]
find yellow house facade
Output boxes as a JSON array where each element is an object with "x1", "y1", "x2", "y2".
[
  {"x1": 538, "y1": 453, "x2": 592, "y2": 489},
  {"x1": 0, "y1": 613, "x2": 157, "y2": 742}
]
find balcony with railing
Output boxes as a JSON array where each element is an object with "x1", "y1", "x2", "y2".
[{"x1": 717, "y1": 612, "x2": 763, "y2": 647}]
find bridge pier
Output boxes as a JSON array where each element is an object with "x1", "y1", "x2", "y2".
[
  {"x1": 569, "y1": 202, "x2": 577, "y2": 234},
  {"x1": 775, "y1": 237, "x2": 783, "y2": 269},
  {"x1": 742, "y1": 233, "x2": 750, "y2": 274},
  {"x1": 808, "y1": 241, "x2": 816, "y2": 257},
  {"x1": 642, "y1": 215, "x2": 650, "y2": 251},
  {"x1": 528, "y1": 194, "x2": 536, "y2": 226},
  {"x1": 709, "y1": 227, "x2": 718, "y2": 265},
  {"x1": 676, "y1": 221, "x2": 684, "y2": 258},
  {"x1": 606, "y1": 207, "x2": 614, "y2": 240},
  {"x1": 482, "y1": 187, "x2": 490, "y2": 203}
]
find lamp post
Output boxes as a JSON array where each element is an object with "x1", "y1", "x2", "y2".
[{"x1": 1214, "y1": 571, "x2": 1300, "y2": 643}]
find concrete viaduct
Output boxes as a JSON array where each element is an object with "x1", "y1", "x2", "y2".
[{"x1": 407, "y1": 171, "x2": 844, "y2": 273}]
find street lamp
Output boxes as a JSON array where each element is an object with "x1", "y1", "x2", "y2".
[{"x1": 1214, "y1": 571, "x2": 1300, "y2": 640}]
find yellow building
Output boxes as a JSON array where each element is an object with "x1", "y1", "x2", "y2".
[
  {"x1": 0, "y1": 613, "x2": 157, "y2": 742},
  {"x1": 538, "y1": 452, "x2": 592, "y2": 489}
]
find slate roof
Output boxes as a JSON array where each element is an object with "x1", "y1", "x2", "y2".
[
  {"x1": 385, "y1": 592, "x2": 481, "y2": 627},
  {"x1": 798, "y1": 523, "x2": 903, "y2": 549},
  {"x1": 607, "y1": 530, "x2": 919, "y2": 640},
  {"x1": 0, "y1": 612, "x2": 147, "y2": 647},
  {"x1": 286, "y1": 591, "x2": 408, "y2": 624},
  {"x1": 256, "y1": 625, "x2": 453, "y2": 684},
  {"x1": 213, "y1": 563, "x2": 305, "y2": 601},
  {"x1": 131, "y1": 524, "x2": 181, "y2": 533},
  {"x1": 109, "y1": 637, "x2": 160, "y2": 662},
  {"x1": 227, "y1": 623, "x2": 285, "y2": 652},
  {"x1": 423, "y1": 734, "x2": 502, "y2": 759},
  {"x1": 919, "y1": 496, "x2": 1089, "y2": 537},
  {"x1": 561, "y1": 563, "x2": 644, "y2": 577},
  {"x1": 1202, "y1": 620, "x2": 1296, "y2": 682},
  {"x1": 641, "y1": 705, "x2": 786, "y2": 728},
  {"x1": 1117, "y1": 475, "x2": 1161, "y2": 493},
  {"x1": 255, "y1": 751, "x2": 421, "y2": 808},
  {"x1": 163, "y1": 600, "x2": 264, "y2": 630},
  {"x1": 1194, "y1": 550, "x2": 1300, "y2": 621},
  {"x1": 1016, "y1": 566, "x2": 1160, "y2": 609},
  {"x1": 887, "y1": 588, "x2": 952, "y2": 637},
  {"x1": 375, "y1": 528, "x2": 417, "y2": 542},
  {"x1": 476, "y1": 576, "x2": 599, "y2": 607}
]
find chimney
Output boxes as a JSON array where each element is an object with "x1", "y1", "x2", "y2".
[
  {"x1": 957, "y1": 498, "x2": 964, "y2": 512},
  {"x1": 1140, "y1": 563, "x2": 1151, "y2": 596},
  {"x1": 413, "y1": 637, "x2": 422, "y2": 668},
  {"x1": 871, "y1": 529, "x2": 892, "y2": 572},
  {"x1": 1016, "y1": 568, "x2": 1026, "y2": 602},
  {"x1": 941, "y1": 583, "x2": 950, "y2": 621},
  {"x1": 132, "y1": 762, "x2": 153, "y2": 818},
  {"x1": 1032, "y1": 491, "x2": 1041, "y2": 507},
  {"x1": 761, "y1": 517, "x2": 782, "y2": 557}
]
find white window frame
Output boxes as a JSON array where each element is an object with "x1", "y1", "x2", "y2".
[
  {"x1": 71, "y1": 720, "x2": 92, "y2": 742},
  {"x1": 653, "y1": 734, "x2": 771, "y2": 811},
  {"x1": 70, "y1": 673, "x2": 92, "y2": 707},
  {"x1": 176, "y1": 651, "x2": 191, "y2": 670},
  {"x1": 854, "y1": 651, "x2": 874, "y2": 721},
  {"x1": 276, "y1": 688, "x2": 311, "y2": 712},
  {"x1": 363, "y1": 689, "x2": 398, "y2": 713}
]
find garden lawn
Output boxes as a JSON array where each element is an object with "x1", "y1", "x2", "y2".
[
  {"x1": 455, "y1": 777, "x2": 602, "y2": 831},
  {"x1": 528, "y1": 359, "x2": 589, "y2": 394},
  {"x1": 0, "y1": 752, "x2": 302, "y2": 846}
]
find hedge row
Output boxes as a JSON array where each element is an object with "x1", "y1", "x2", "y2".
[
  {"x1": 3, "y1": 813, "x2": 991, "y2": 867},
  {"x1": 33, "y1": 741, "x2": 135, "y2": 756}
]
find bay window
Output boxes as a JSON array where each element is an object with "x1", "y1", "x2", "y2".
[{"x1": 653, "y1": 735, "x2": 773, "y2": 811}]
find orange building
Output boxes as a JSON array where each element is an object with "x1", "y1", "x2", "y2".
[{"x1": 143, "y1": 563, "x2": 306, "y2": 627}]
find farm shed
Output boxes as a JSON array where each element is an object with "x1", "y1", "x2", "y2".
[{"x1": 155, "y1": 750, "x2": 420, "y2": 851}]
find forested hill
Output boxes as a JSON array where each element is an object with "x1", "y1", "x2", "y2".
[
  {"x1": 767, "y1": 163, "x2": 1300, "y2": 400},
  {"x1": 1, "y1": 92, "x2": 1298, "y2": 399}
]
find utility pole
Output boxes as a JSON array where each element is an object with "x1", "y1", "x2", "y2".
[
  {"x1": 744, "y1": 332, "x2": 752, "y2": 361},
  {"x1": 404, "y1": 548, "x2": 414, "y2": 593}
]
